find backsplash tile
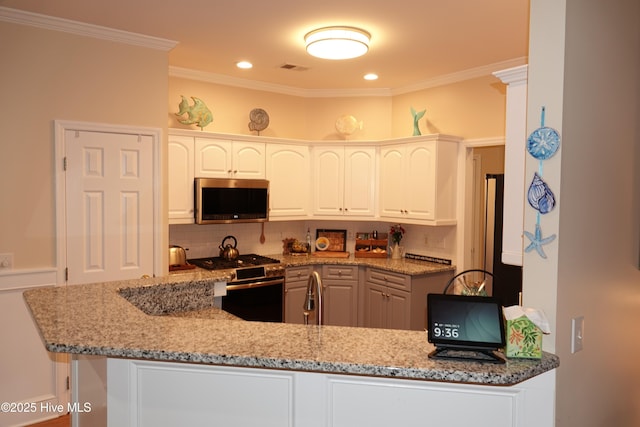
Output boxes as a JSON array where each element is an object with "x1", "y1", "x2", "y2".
[{"x1": 169, "y1": 221, "x2": 457, "y2": 263}]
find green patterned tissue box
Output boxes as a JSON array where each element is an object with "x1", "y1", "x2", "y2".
[
  {"x1": 503, "y1": 306, "x2": 550, "y2": 359},
  {"x1": 505, "y1": 315, "x2": 543, "y2": 359}
]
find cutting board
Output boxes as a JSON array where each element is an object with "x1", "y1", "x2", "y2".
[{"x1": 312, "y1": 251, "x2": 350, "y2": 258}]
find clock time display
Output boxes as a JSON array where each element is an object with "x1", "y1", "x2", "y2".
[{"x1": 432, "y1": 322, "x2": 460, "y2": 338}]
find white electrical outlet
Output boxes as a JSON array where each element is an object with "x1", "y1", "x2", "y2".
[
  {"x1": 0, "y1": 253, "x2": 13, "y2": 270},
  {"x1": 571, "y1": 316, "x2": 584, "y2": 353}
]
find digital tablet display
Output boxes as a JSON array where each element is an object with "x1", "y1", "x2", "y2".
[{"x1": 427, "y1": 294, "x2": 505, "y2": 350}]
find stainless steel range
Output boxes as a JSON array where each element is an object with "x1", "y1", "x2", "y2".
[{"x1": 188, "y1": 254, "x2": 285, "y2": 322}]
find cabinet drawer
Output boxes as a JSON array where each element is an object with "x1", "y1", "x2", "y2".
[
  {"x1": 365, "y1": 268, "x2": 410, "y2": 291},
  {"x1": 321, "y1": 265, "x2": 359, "y2": 281},
  {"x1": 285, "y1": 266, "x2": 314, "y2": 282}
]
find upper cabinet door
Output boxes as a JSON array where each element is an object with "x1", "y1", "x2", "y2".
[
  {"x1": 404, "y1": 142, "x2": 436, "y2": 220},
  {"x1": 266, "y1": 143, "x2": 310, "y2": 219},
  {"x1": 379, "y1": 146, "x2": 405, "y2": 219},
  {"x1": 343, "y1": 147, "x2": 376, "y2": 217},
  {"x1": 379, "y1": 137, "x2": 459, "y2": 224},
  {"x1": 195, "y1": 138, "x2": 232, "y2": 178},
  {"x1": 168, "y1": 135, "x2": 195, "y2": 223},
  {"x1": 312, "y1": 146, "x2": 376, "y2": 217},
  {"x1": 312, "y1": 147, "x2": 344, "y2": 216},
  {"x1": 195, "y1": 138, "x2": 265, "y2": 179},
  {"x1": 232, "y1": 141, "x2": 266, "y2": 179}
]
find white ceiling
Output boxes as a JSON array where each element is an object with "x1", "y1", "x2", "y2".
[{"x1": 0, "y1": 0, "x2": 530, "y2": 92}]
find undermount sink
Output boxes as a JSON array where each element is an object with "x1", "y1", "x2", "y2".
[{"x1": 118, "y1": 281, "x2": 238, "y2": 320}]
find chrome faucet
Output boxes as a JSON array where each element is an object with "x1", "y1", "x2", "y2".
[{"x1": 303, "y1": 271, "x2": 323, "y2": 325}]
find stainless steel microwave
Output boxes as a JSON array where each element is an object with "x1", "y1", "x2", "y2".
[{"x1": 194, "y1": 178, "x2": 269, "y2": 224}]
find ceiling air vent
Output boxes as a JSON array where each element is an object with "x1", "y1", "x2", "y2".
[{"x1": 280, "y1": 63, "x2": 308, "y2": 71}]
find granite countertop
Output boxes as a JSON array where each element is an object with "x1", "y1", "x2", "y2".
[
  {"x1": 23, "y1": 258, "x2": 558, "y2": 386},
  {"x1": 276, "y1": 253, "x2": 456, "y2": 276}
]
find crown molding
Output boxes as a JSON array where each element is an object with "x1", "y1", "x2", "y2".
[
  {"x1": 171, "y1": 57, "x2": 528, "y2": 99},
  {"x1": 169, "y1": 66, "x2": 393, "y2": 98},
  {"x1": 392, "y1": 57, "x2": 528, "y2": 95},
  {"x1": 463, "y1": 137, "x2": 505, "y2": 148},
  {"x1": 492, "y1": 64, "x2": 528, "y2": 85},
  {"x1": 0, "y1": 6, "x2": 177, "y2": 51}
]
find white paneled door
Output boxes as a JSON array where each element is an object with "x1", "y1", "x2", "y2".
[
  {"x1": 65, "y1": 129, "x2": 155, "y2": 284},
  {"x1": 55, "y1": 121, "x2": 161, "y2": 427}
]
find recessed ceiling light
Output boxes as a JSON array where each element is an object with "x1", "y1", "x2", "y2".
[
  {"x1": 236, "y1": 61, "x2": 253, "y2": 69},
  {"x1": 364, "y1": 73, "x2": 378, "y2": 81},
  {"x1": 305, "y1": 26, "x2": 370, "y2": 60}
]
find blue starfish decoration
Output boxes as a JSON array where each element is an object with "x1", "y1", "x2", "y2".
[{"x1": 524, "y1": 223, "x2": 556, "y2": 259}]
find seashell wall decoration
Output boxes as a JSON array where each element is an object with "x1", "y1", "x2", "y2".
[
  {"x1": 248, "y1": 108, "x2": 269, "y2": 135},
  {"x1": 335, "y1": 115, "x2": 363, "y2": 138},
  {"x1": 524, "y1": 107, "x2": 560, "y2": 259},
  {"x1": 175, "y1": 95, "x2": 213, "y2": 130},
  {"x1": 527, "y1": 172, "x2": 556, "y2": 214}
]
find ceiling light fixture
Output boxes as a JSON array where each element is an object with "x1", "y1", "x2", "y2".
[
  {"x1": 236, "y1": 61, "x2": 253, "y2": 69},
  {"x1": 305, "y1": 26, "x2": 370, "y2": 60},
  {"x1": 364, "y1": 73, "x2": 378, "y2": 81}
]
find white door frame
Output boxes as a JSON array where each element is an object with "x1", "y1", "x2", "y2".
[
  {"x1": 456, "y1": 138, "x2": 505, "y2": 271},
  {"x1": 54, "y1": 120, "x2": 164, "y2": 284}
]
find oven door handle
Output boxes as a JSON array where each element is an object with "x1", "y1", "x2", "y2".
[{"x1": 226, "y1": 278, "x2": 284, "y2": 291}]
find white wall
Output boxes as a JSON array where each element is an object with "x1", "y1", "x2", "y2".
[
  {"x1": 526, "y1": 0, "x2": 640, "y2": 425},
  {"x1": 0, "y1": 18, "x2": 170, "y2": 270}
]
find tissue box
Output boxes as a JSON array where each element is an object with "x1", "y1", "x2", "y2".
[{"x1": 505, "y1": 315, "x2": 543, "y2": 359}]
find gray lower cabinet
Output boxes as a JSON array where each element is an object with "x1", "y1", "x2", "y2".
[
  {"x1": 362, "y1": 268, "x2": 411, "y2": 330},
  {"x1": 362, "y1": 267, "x2": 454, "y2": 331},
  {"x1": 286, "y1": 264, "x2": 453, "y2": 330},
  {"x1": 321, "y1": 265, "x2": 358, "y2": 327},
  {"x1": 284, "y1": 265, "x2": 314, "y2": 324},
  {"x1": 285, "y1": 265, "x2": 359, "y2": 327}
]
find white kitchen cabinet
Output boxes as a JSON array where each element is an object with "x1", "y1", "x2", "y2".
[
  {"x1": 266, "y1": 143, "x2": 311, "y2": 219},
  {"x1": 312, "y1": 146, "x2": 376, "y2": 217},
  {"x1": 109, "y1": 359, "x2": 556, "y2": 427},
  {"x1": 168, "y1": 131, "x2": 461, "y2": 225},
  {"x1": 168, "y1": 134, "x2": 195, "y2": 223},
  {"x1": 168, "y1": 132, "x2": 266, "y2": 224},
  {"x1": 195, "y1": 137, "x2": 265, "y2": 179},
  {"x1": 379, "y1": 135, "x2": 459, "y2": 224},
  {"x1": 493, "y1": 65, "x2": 528, "y2": 266}
]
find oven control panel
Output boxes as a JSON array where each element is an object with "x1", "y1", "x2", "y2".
[{"x1": 265, "y1": 265, "x2": 285, "y2": 278}]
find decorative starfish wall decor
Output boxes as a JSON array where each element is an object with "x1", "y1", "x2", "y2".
[{"x1": 524, "y1": 222, "x2": 556, "y2": 259}]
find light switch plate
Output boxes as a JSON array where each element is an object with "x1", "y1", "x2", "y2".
[{"x1": 571, "y1": 316, "x2": 584, "y2": 353}]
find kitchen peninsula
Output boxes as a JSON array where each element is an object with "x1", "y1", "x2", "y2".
[{"x1": 24, "y1": 258, "x2": 558, "y2": 427}]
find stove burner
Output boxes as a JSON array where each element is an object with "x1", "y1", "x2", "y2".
[{"x1": 188, "y1": 254, "x2": 281, "y2": 271}]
